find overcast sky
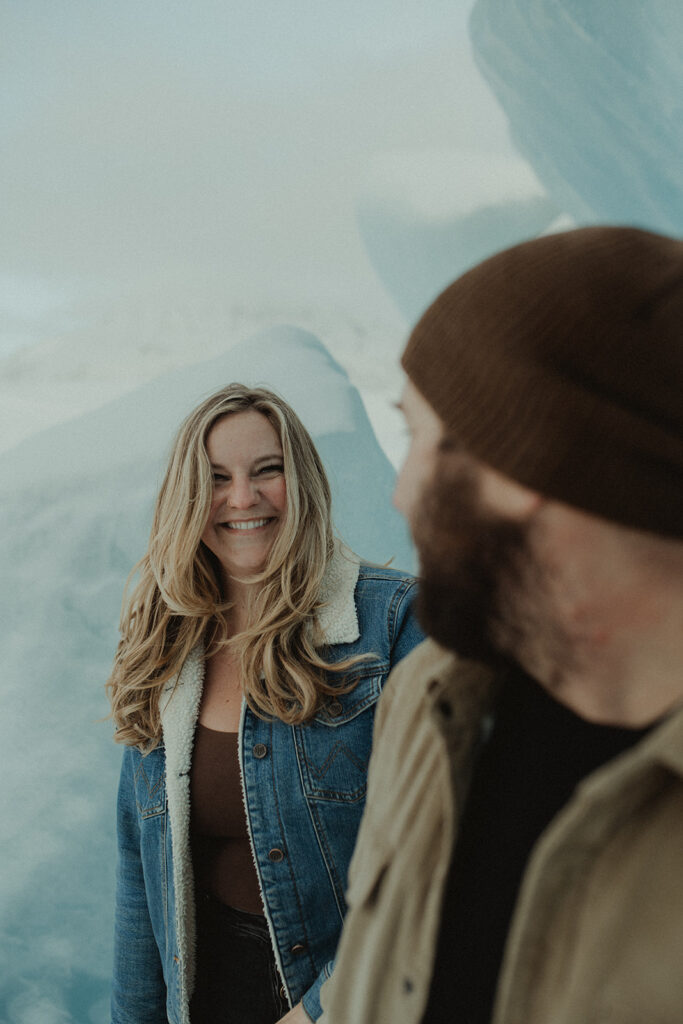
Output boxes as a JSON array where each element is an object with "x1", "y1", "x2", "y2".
[{"x1": 1, "y1": 0, "x2": 512, "y2": 350}]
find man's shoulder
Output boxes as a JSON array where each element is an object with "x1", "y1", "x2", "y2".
[
  {"x1": 378, "y1": 638, "x2": 457, "y2": 717},
  {"x1": 379, "y1": 639, "x2": 497, "y2": 732},
  {"x1": 388, "y1": 637, "x2": 457, "y2": 688}
]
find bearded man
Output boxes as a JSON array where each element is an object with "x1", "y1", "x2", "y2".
[{"x1": 319, "y1": 226, "x2": 683, "y2": 1024}]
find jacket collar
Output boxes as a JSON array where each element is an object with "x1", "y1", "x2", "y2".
[
  {"x1": 313, "y1": 541, "x2": 361, "y2": 645},
  {"x1": 421, "y1": 644, "x2": 499, "y2": 808},
  {"x1": 426, "y1": 645, "x2": 683, "y2": 804},
  {"x1": 580, "y1": 696, "x2": 683, "y2": 792},
  {"x1": 160, "y1": 540, "x2": 361, "y2": 734},
  {"x1": 649, "y1": 703, "x2": 683, "y2": 778}
]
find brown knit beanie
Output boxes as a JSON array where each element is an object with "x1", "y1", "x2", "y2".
[{"x1": 402, "y1": 226, "x2": 683, "y2": 538}]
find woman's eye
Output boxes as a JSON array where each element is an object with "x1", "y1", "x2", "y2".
[
  {"x1": 257, "y1": 464, "x2": 284, "y2": 475},
  {"x1": 213, "y1": 473, "x2": 229, "y2": 483}
]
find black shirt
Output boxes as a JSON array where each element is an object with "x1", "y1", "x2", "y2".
[{"x1": 422, "y1": 664, "x2": 650, "y2": 1024}]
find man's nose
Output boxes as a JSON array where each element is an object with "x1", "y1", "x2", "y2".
[{"x1": 226, "y1": 475, "x2": 259, "y2": 508}]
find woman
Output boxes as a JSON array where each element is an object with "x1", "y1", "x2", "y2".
[{"x1": 108, "y1": 384, "x2": 423, "y2": 1024}]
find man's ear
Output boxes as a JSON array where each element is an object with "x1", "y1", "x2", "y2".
[{"x1": 478, "y1": 463, "x2": 543, "y2": 520}]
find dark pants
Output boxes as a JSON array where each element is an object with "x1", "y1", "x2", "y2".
[{"x1": 190, "y1": 891, "x2": 289, "y2": 1023}]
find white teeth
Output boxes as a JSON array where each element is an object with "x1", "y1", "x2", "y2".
[{"x1": 225, "y1": 518, "x2": 270, "y2": 531}]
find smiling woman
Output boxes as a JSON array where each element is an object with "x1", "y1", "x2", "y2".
[{"x1": 106, "y1": 383, "x2": 424, "y2": 1024}]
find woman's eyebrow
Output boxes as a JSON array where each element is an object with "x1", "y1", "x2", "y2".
[
  {"x1": 209, "y1": 453, "x2": 283, "y2": 471},
  {"x1": 252, "y1": 453, "x2": 284, "y2": 465}
]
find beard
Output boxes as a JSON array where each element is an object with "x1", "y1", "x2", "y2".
[{"x1": 414, "y1": 463, "x2": 532, "y2": 668}]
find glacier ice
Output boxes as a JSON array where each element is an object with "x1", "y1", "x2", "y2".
[
  {"x1": 357, "y1": 149, "x2": 560, "y2": 322},
  {"x1": 469, "y1": 0, "x2": 683, "y2": 235},
  {"x1": 357, "y1": 3, "x2": 683, "y2": 324}
]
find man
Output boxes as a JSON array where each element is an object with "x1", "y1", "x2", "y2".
[{"x1": 319, "y1": 226, "x2": 683, "y2": 1024}]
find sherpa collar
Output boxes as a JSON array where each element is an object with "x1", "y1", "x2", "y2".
[
  {"x1": 160, "y1": 539, "x2": 361, "y2": 721},
  {"x1": 314, "y1": 540, "x2": 361, "y2": 645}
]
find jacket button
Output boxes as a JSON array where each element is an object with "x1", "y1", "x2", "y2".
[
  {"x1": 268, "y1": 847, "x2": 285, "y2": 862},
  {"x1": 328, "y1": 699, "x2": 343, "y2": 717},
  {"x1": 437, "y1": 698, "x2": 453, "y2": 718},
  {"x1": 290, "y1": 942, "x2": 306, "y2": 955},
  {"x1": 253, "y1": 743, "x2": 268, "y2": 758}
]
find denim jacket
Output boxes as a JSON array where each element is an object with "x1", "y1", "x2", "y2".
[{"x1": 111, "y1": 545, "x2": 423, "y2": 1024}]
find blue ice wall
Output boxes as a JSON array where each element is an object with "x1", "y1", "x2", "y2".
[
  {"x1": 357, "y1": 3, "x2": 683, "y2": 326},
  {"x1": 470, "y1": 0, "x2": 683, "y2": 234}
]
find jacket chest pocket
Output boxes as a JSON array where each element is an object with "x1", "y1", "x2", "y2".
[
  {"x1": 134, "y1": 753, "x2": 167, "y2": 819},
  {"x1": 294, "y1": 675, "x2": 382, "y2": 803}
]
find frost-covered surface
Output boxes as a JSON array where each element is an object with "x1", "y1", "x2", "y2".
[
  {"x1": 470, "y1": 0, "x2": 683, "y2": 234},
  {"x1": 0, "y1": 327, "x2": 413, "y2": 1023}
]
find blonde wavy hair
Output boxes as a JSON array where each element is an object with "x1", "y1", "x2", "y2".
[{"x1": 107, "y1": 383, "x2": 364, "y2": 748}]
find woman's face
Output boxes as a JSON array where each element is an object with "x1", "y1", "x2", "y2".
[{"x1": 201, "y1": 410, "x2": 287, "y2": 584}]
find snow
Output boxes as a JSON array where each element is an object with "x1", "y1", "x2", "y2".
[{"x1": 0, "y1": 326, "x2": 414, "y2": 1022}]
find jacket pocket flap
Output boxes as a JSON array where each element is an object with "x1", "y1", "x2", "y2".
[{"x1": 313, "y1": 674, "x2": 382, "y2": 727}]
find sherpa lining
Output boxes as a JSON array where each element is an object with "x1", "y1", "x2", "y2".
[
  {"x1": 159, "y1": 645, "x2": 204, "y2": 1021},
  {"x1": 158, "y1": 541, "x2": 361, "y2": 1020},
  {"x1": 315, "y1": 542, "x2": 360, "y2": 645}
]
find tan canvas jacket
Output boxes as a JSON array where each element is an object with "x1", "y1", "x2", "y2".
[{"x1": 319, "y1": 639, "x2": 683, "y2": 1024}]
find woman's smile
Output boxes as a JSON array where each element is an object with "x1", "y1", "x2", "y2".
[{"x1": 221, "y1": 517, "x2": 277, "y2": 532}]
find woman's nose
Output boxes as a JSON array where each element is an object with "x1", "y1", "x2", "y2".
[{"x1": 226, "y1": 475, "x2": 258, "y2": 508}]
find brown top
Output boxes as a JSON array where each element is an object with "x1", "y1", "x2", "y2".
[{"x1": 190, "y1": 724, "x2": 264, "y2": 915}]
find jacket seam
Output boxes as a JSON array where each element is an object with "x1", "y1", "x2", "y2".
[{"x1": 387, "y1": 577, "x2": 419, "y2": 648}]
